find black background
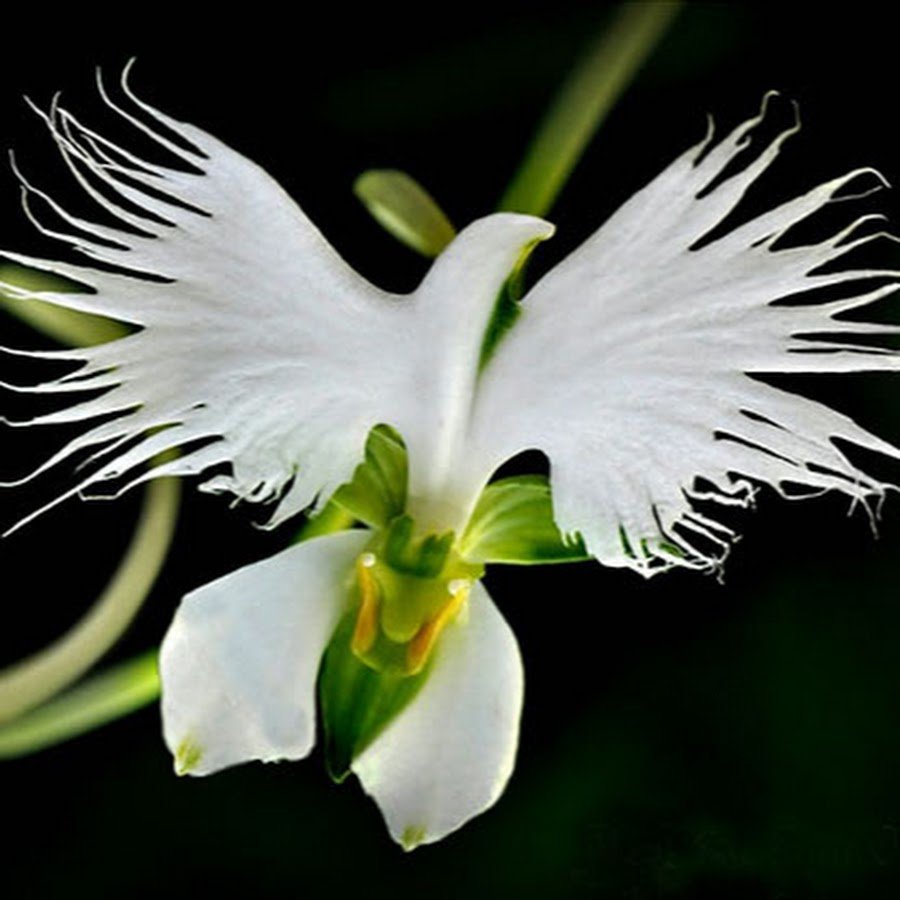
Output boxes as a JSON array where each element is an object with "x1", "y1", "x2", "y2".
[{"x1": 3, "y1": 3, "x2": 900, "y2": 898}]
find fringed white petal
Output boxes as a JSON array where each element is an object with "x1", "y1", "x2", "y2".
[
  {"x1": 352, "y1": 580, "x2": 523, "y2": 849},
  {"x1": 469, "y1": 95, "x2": 900, "y2": 575},
  {"x1": 1, "y1": 64, "x2": 551, "y2": 533},
  {"x1": 159, "y1": 529, "x2": 369, "y2": 775},
  {"x1": 1, "y1": 65, "x2": 404, "y2": 531},
  {"x1": 4, "y1": 74, "x2": 384, "y2": 524}
]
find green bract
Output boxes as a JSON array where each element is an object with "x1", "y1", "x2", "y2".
[
  {"x1": 331, "y1": 426, "x2": 408, "y2": 529},
  {"x1": 460, "y1": 475, "x2": 590, "y2": 565},
  {"x1": 329, "y1": 425, "x2": 589, "y2": 566}
]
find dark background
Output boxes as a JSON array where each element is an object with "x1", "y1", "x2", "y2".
[{"x1": 2, "y1": 3, "x2": 900, "y2": 897}]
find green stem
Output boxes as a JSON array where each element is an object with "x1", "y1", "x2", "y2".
[
  {"x1": 0, "y1": 264, "x2": 179, "y2": 735},
  {"x1": 499, "y1": 0, "x2": 682, "y2": 217},
  {"x1": 0, "y1": 477, "x2": 180, "y2": 723},
  {"x1": 0, "y1": 650, "x2": 160, "y2": 759},
  {"x1": 0, "y1": 490, "x2": 351, "y2": 758}
]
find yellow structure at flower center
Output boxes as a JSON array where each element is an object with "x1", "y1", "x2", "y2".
[{"x1": 350, "y1": 530, "x2": 483, "y2": 676}]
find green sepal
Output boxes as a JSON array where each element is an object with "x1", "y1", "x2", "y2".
[
  {"x1": 319, "y1": 614, "x2": 431, "y2": 781},
  {"x1": 331, "y1": 425, "x2": 407, "y2": 529},
  {"x1": 459, "y1": 474, "x2": 589, "y2": 565}
]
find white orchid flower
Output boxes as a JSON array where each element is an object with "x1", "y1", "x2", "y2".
[{"x1": 2, "y1": 66, "x2": 899, "y2": 850}]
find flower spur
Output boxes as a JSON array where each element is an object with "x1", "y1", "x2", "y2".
[{"x1": 2, "y1": 67, "x2": 899, "y2": 848}]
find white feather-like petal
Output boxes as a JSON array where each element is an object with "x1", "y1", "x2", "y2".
[{"x1": 470, "y1": 98, "x2": 900, "y2": 574}]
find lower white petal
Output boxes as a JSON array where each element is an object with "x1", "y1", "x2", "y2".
[
  {"x1": 351, "y1": 580, "x2": 524, "y2": 849},
  {"x1": 159, "y1": 529, "x2": 369, "y2": 776}
]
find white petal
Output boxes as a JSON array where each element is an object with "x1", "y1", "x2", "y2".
[
  {"x1": 1, "y1": 67, "x2": 400, "y2": 530},
  {"x1": 351, "y1": 580, "x2": 524, "y2": 849},
  {"x1": 469, "y1": 95, "x2": 900, "y2": 575},
  {"x1": 1, "y1": 65, "x2": 551, "y2": 534},
  {"x1": 159, "y1": 529, "x2": 369, "y2": 776}
]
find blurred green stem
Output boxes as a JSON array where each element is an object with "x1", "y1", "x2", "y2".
[
  {"x1": 499, "y1": 0, "x2": 682, "y2": 217},
  {"x1": 0, "y1": 263, "x2": 128, "y2": 346},
  {"x1": 0, "y1": 650, "x2": 160, "y2": 758},
  {"x1": 0, "y1": 477, "x2": 180, "y2": 723},
  {"x1": 0, "y1": 265, "x2": 178, "y2": 731}
]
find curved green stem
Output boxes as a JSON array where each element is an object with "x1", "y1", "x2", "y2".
[
  {"x1": 499, "y1": 0, "x2": 682, "y2": 217},
  {"x1": 0, "y1": 480, "x2": 351, "y2": 755},
  {"x1": 0, "y1": 477, "x2": 180, "y2": 723},
  {"x1": 1, "y1": 264, "x2": 178, "y2": 729},
  {"x1": 0, "y1": 650, "x2": 160, "y2": 759}
]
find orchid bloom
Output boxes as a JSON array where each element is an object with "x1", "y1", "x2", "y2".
[{"x1": 2, "y1": 67, "x2": 899, "y2": 850}]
